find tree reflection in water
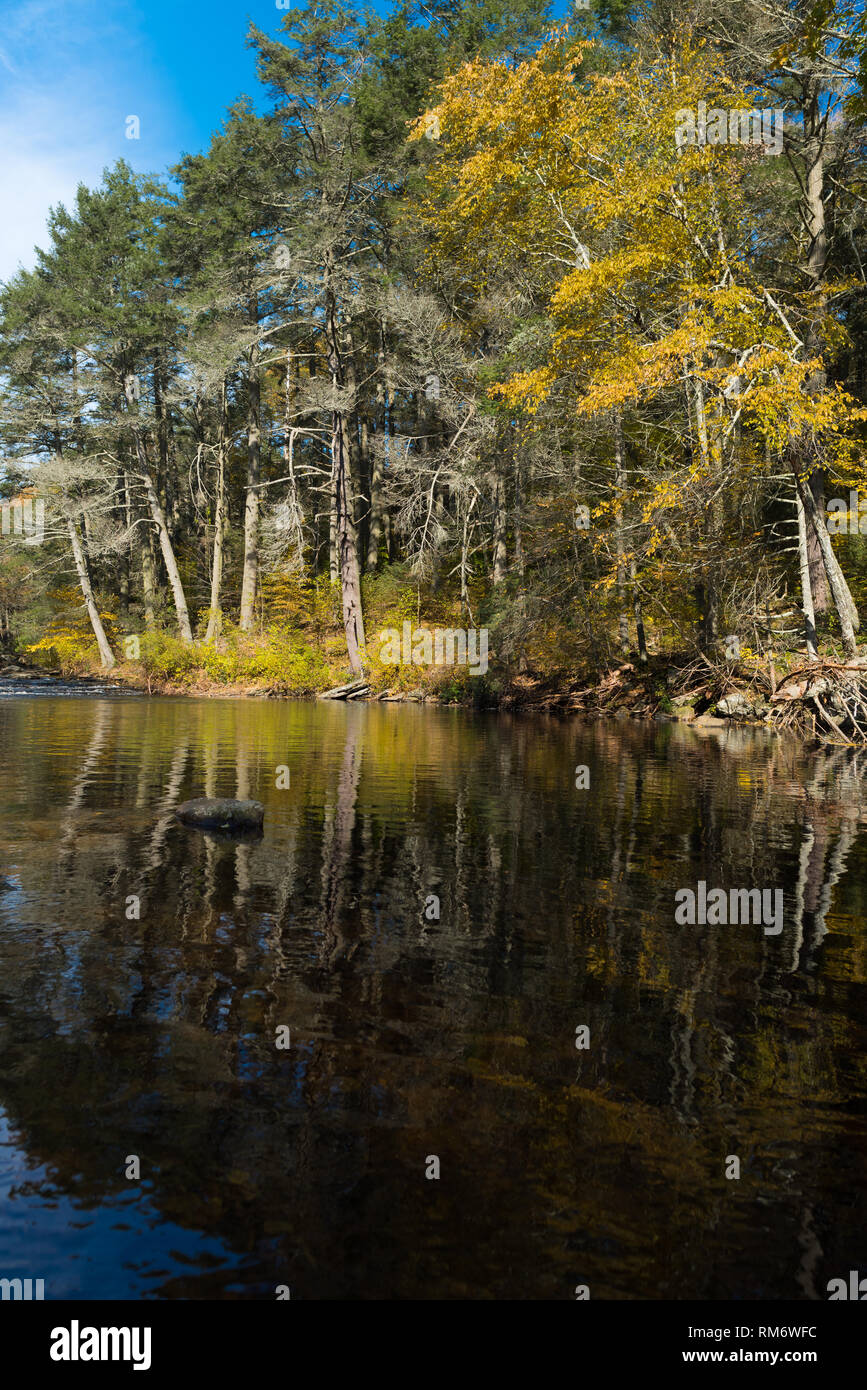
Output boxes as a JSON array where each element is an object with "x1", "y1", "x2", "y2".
[{"x1": 0, "y1": 696, "x2": 865, "y2": 1299}]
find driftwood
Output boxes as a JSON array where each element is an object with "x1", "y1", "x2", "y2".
[
  {"x1": 767, "y1": 660, "x2": 867, "y2": 743},
  {"x1": 504, "y1": 654, "x2": 867, "y2": 745},
  {"x1": 771, "y1": 659, "x2": 866, "y2": 701},
  {"x1": 318, "y1": 680, "x2": 371, "y2": 701}
]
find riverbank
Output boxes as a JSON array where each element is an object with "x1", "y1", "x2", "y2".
[{"x1": 9, "y1": 643, "x2": 867, "y2": 742}]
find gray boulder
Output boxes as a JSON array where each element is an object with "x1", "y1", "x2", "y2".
[
  {"x1": 714, "y1": 691, "x2": 753, "y2": 718},
  {"x1": 173, "y1": 798, "x2": 264, "y2": 831}
]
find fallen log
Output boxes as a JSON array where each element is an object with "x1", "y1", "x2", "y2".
[{"x1": 318, "y1": 680, "x2": 370, "y2": 700}]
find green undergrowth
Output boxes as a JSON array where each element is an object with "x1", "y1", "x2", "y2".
[
  {"x1": 22, "y1": 566, "x2": 499, "y2": 699},
  {"x1": 19, "y1": 565, "x2": 853, "y2": 706}
]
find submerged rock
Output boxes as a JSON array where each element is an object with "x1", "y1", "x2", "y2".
[{"x1": 173, "y1": 797, "x2": 265, "y2": 832}]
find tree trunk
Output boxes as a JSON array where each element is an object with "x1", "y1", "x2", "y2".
[
  {"x1": 205, "y1": 381, "x2": 227, "y2": 643},
  {"x1": 806, "y1": 472, "x2": 829, "y2": 612},
  {"x1": 141, "y1": 531, "x2": 157, "y2": 630},
  {"x1": 821, "y1": 516, "x2": 858, "y2": 631},
  {"x1": 492, "y1": 463, "x2": 507, "y2": 586},
  {"x1": 796, "y1": 487, "x2": 818, "y2": 659},
  {"x1": 141, "y1": 463, "x2": 193, "y2": 643},
  {"x1": 358, "y1": 405, "x2": 371, "y2": 567},
  {"x1": 460, "y1": 493, "x2": 476, "y2": 626},
  {"x1": 691, "y1": 376, "x2": 719, "y2": 650},
  {"x1": 324, "y1": 280, "x2": 366, "y2": 676},
  {"x1": 123, "y1": 377, "x2": 191, "y2": 640},
  {"x1": 796, "y1": 463, "x2": 857, "y2": 659},
  {"x1": 67, "y1": 515, "x2": 115, "y2": 669},
  {"x1": 366, "y1": 334, "x2": 389, "y2": 569},
  {"x1": 153, "y1": 359, "x2": 178, "y2": 544},
  {"x1": 614, "y1": 411, "x2": 630, "y2": 656},
  {"x1": 333, "y1": 413, "x2": 366, "y2": 675},
  {"x1": 366, "y1": 434, "x2": 384, "y2": 570},
  {"x1": 340, "y1": 321, "x2": 361, "y2": 516},
  {"x1": 281, "y1": 347, "x2": 305, "y2": 572},
  {"x1": 329, "y1": 465, "x2": 339, "y2": 584},
  {"x1": 802, "y1": 76, "x2": 832, "y2": 613},
  {"x1": 630, "y1": 557, "x2": 648, "y2": 663},
  {"x1": 239, "y1": 324, "x2": 261, "y2": 632},
  {"x1": 366, "y1": 338, "x2": 389, "y2": 570},
  {"x1": 119, "y1": 471, "x2": 130, "y2": 613},
  {"x1": 130, "y1": 424, "x2": 192, "y2": 641}
]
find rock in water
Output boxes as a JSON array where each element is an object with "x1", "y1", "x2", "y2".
[{"x1": 173, "y1": 798, "x2": 265, "y2": 831}]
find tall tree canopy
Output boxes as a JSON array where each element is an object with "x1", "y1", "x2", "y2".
[{"x1": 2, "y1": 0, "x2": 866, "y2": 698}]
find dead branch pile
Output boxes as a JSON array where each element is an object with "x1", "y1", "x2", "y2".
[{"x1": 768, "y1": 661, "x2": 867, "y2": 743}]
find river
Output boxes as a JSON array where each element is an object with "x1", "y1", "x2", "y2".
[{"x1": 0, "y1": 692, "x2": 865, "y2": 1298}]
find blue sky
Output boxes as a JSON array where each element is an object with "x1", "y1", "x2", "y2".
[
  {"x1": 0, "y1": 0, "x2": 570, "y2": 284},
  {"x1": 0, "y1": 0, "x2": 316, "y2": 281}
]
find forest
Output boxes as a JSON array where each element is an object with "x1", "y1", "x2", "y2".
[{"x1": 2, "y1": 0, "x2": 867, "y2": 726}]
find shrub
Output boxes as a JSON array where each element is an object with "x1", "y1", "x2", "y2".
[
  {"x1": 27, "y1": 628, "x2": 100, "y2": 674},
  {"x1": 139, "y1": 630, "x2": 199, "y2": 683}
]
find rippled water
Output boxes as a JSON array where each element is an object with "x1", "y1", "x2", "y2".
[
  {"x1": 0, "y1": 693, "x2": 865, "y2": 1299},
  {"x1": 0, "y1": 675, "x2": 135, "y2": 698}
]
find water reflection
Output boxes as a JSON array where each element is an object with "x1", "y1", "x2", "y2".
[{"x1": 0, "y1": 697, "x2": 865, "y2": 1299}]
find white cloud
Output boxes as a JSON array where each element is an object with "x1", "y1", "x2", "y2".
[
  {"x1": 0, "y1": 0, "x2": 180, "y2": 283},
  {"x1": 0, "y1": 100, "x2": 115, "y2": 281}
]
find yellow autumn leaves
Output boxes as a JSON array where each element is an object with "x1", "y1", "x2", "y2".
[{"x1": 411, "y1": 30, "x2": 863, "y2": 478}]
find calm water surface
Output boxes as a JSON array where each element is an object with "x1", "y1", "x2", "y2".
[{"x1": 0, "y1": 693, "x2": 865, "y2": 1299}]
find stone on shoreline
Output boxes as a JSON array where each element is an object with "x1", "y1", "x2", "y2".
[
  {"x1": 714, "y1": 691, "x2": 754, "y2": 718},
  {"x1": 173, "y1": 797, "x2": 265, "y2": 831}
]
